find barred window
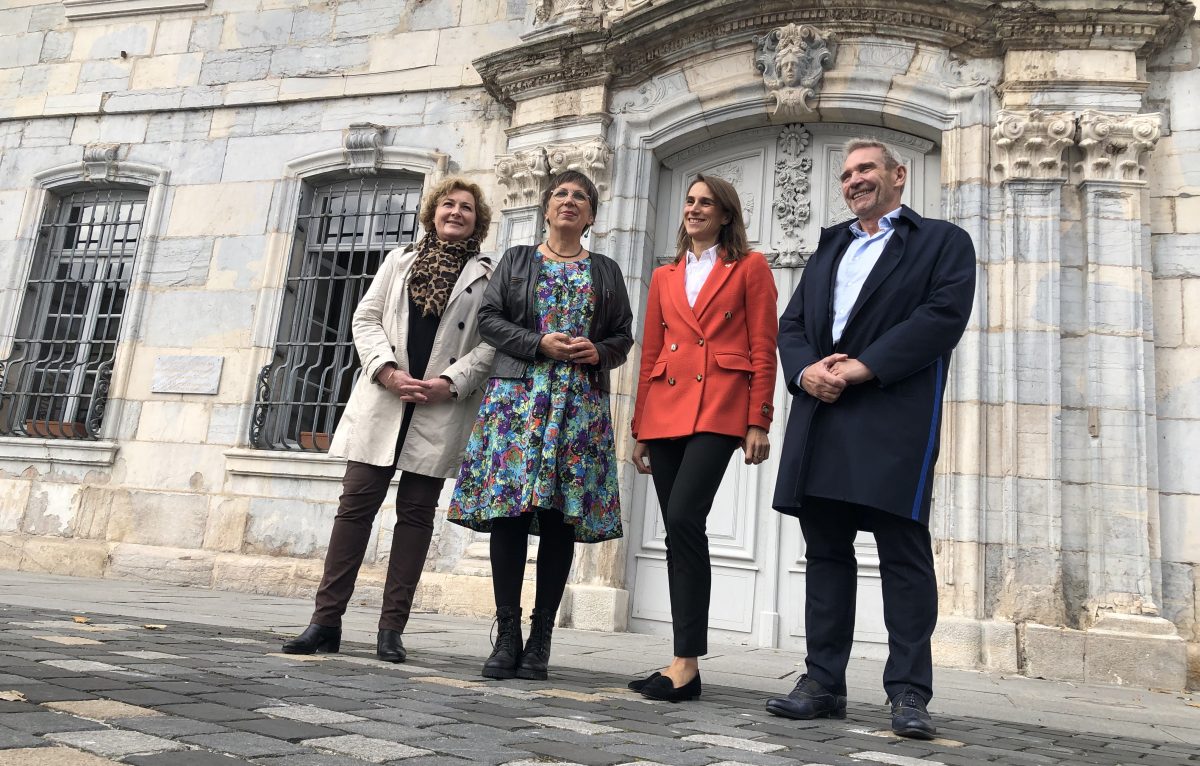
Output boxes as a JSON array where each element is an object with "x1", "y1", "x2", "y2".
[
  {"x1": 251, "y1": 176, "x2": 423, "y2": 451},
  {"x1": 0, "y1": 189, "x2": 146, "y2": 440}
]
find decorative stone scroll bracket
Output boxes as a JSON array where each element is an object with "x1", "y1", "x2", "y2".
[
  {"x1": 82, "y1": 144, "x2": 122, "y2": 184},
  {"x1": 546, "y1": 138, "x2": 615, "y2": 196},
  {"x1": 755, "y1": 23, "x2": 834, "y2": 120},
  {"x1": 343, "y1": 123, "x2": 386, "y2": 176},
  {"x1": 1075, "y1": 110, "x2": 1162, "y2": 183},
  {"x1": 494, "y1": 148, "x2": 550, "y2": 209},
  {"x1": 992, "y1": 110, "x2": 1077, "y2": 182}
]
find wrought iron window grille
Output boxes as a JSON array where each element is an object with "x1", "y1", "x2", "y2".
[
  {"x1": 0, "y1": 188, "x2": 146, "y2": 440},
  {"x1": 251, "y1": 176, "x2": 422, "y2": 452}
]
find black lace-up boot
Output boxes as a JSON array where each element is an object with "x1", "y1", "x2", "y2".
[
  {"x1": 515, "y1": 608, "x2": 555, "y2": 680},
  {"x1": 481, "y1": 606, "x2": 522, "y2": 679}
]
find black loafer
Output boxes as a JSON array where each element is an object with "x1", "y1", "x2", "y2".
[
  {"x1": 627, "y1": 671, "x2": 662, "y2": 692},
  {"x1": 765, "y1": 674, "x2": 846, "y2": 720},
  {"x1": 890, "y1": 689, "x2": 936, "y2": 739},
  {"x1": 281, "y1": 624, "x2": 340, "y2": 655},
  {"x1": 377, "y1": 629, "x2": 406, "y2": 663},
  {"x1": 640, "y1": 672, "x2": 701, "y2": 702}
]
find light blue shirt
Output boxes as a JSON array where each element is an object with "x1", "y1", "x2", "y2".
[{"x1": 831, "y1": 208, "x2": 901, "y2": 344}]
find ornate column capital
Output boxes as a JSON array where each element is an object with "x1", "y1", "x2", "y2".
[
  {"x1": 546, "y1": 138, "x2": 615, "y2": 195},
  {"x1": 343, "y1": 123, "x2": 385, "y2": 176},
  {"x1": 755, "y1": 23, "x2": 834, "y2": 120},
  {"x1": 494, "y1": 148, "x2": 550, "y2": 209},
  {"x1": 1075, "y1": 110, "x2": 1162, "y2": 184},
  {"x1": 991, "y1": 110, "x2": 1076, "y2": 182}
]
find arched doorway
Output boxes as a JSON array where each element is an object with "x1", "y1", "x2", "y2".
[{"x1": 625, "y1": 122, "x2": 938, "y2": 655}]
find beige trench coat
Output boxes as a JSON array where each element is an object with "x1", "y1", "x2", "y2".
[{"x1": 328, "y1": 243, "x2": 495, "y2": 476}]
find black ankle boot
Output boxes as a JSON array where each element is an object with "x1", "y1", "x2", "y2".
[
  {"x1": 515, "y1": 608, "x2": 555, "y2": 680},
  {"x1": 281, "y1": 624, "x2": 340, "y2": 654},
  {"x1": 481, "y1": 606, "x2": 522, "y2": 680},
  {"x1": 376, "y1": 629, "x2": 405, "y2": 663}
]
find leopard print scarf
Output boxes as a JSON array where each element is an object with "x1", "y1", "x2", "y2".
[{"x1": 407, "y1": 232, "x2": 480, "y2": 317}]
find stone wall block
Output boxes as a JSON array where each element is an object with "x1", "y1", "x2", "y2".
[
  {"x1": 155, "y1": 18, "x2": 193, "y2": 55},
  {"x1": 71, "y1": 23, "x2": 154, "y2": 60},
  {"x1": 166, "y1": 181, "x2": 274, "y2": 237},
  {"x1": 0, "y1": 534, "x2": 22, "y2": 572},
  {"x1": 220, "y1": 133, "x2": 333, "y2": 182},
  {"x1": 105, "y1": 490, "x2": 209, "y2": 549},
  {"x1": 40, "y1": 30, "x2": 75, "y2": 64},
  {"x1": 145, "y1": 236, "x2": 214, "y2": 287},
  {"x1": 931, "y1": 615, "x2": 983, "y2": 668},
  {"x1": 1183, "y1": 279, "x2": 1200, "y2": 345},
  {"x1": 19, "y1": 536, "x2": 109, "y2": 578},
  {"x1": 27, "y1": 3, "x2": 66, "y2": 32},
  {"x1": 108, "y1": 543, "x2": 216, "y2": 586},
  {"x1": 1154, "y1": 233, "x2": 1200, "y2": 279},
  {"x1": 1153, "y1": 278, "x2": 1184, "y2": 348},
  {"x1": 22, "y1": 483, "x2": 83, "y2": 538},
  {"x1": 1084, "y1": 614, "x2": 1187, "y2": 689},
  {"x1": 1021, "y1": 622, "x2": 1086, "y2": 681},
  {"x1": 368, "y1": 31, "x2": 440, "y2": 72},
  {"x1": 332, "y1": 0, "x2": 406, "y2": 40},
  {"x1": 269, "y1": 41, "x2": 369, "y2": 79},
  {"x1": 561, "y1": 584, "x2": 629, "y2": 632},
  {"x1": 131, "y1": 52, "x2": 203, "y2": 90},
  {"x1": 18, "y1": 117, "x2": 75, "y2": 148},
  {"x1": 244, "y1": 497, "x2": 338, "y2": 558},
  {"x1": 113, "y1": 442, "x2": 225, "y2": 494},
  {"x1": 0, "y1": 480, "x2": 32, "y2": 533},
  {"x1": 138, "y1": 289, "x2": 255, "y2": 349},
  {"x1": 199, "y1": 48, "x2": 272, "y2": 86},
  {"x1": 290, "y1": 8, "x2": 333, "y2": 43},
  {"x1": 1158, "y1": 417, "x2": 1200, "y2": 494},
  {"x1": 0, "y1": 33, "x2": 47, "y2": 70},
  {"x1": 211, "y1": 553, "x2": 298, "y2": 595},
  {"x1": 203, "y1": 497, "x2": 250, "y2": 553},
  {"x1": 222, "y1": 9, "x2": 296, "y2": 50},
  {"x1": 71, "y1": 113, "x2": 148, "y2": 144}
]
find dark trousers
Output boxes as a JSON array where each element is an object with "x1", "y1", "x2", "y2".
[
  {"x1": 799, "y1": 496, "x2": 937, "y2": 702},
  {"x1": 311, "y1": 461, "x2": 445, "y2": 632},
  {"x1": 489, "y1": 508, "x2": 577, "y2": 613},
  {"x1": 647, "y1": 433, "x2": 740, "y2": 657}
]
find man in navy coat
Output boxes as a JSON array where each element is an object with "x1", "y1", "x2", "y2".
[{"x1": 765, "y1": 139, "x2": 976, "y2": 739}]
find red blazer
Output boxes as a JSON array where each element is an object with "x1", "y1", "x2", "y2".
[{"x1": 631, "y1": 250, "x2": 778, "y2": 441}]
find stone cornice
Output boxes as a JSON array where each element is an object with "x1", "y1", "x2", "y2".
[{"x1": 473, "y1": 0, "x2": 1194, "y2": 108}]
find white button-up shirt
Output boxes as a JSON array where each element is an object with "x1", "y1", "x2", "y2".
[
  {"x1": 684, "y1": 244, "x2": 719, "y2": 308},
  {"x1": 831, "y1": 208, "x2": 901, "y2": 344}
]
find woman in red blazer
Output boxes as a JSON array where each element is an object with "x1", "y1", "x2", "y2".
[{"x1": 629, "y1": 174, "x2": 778, "y2": 701}]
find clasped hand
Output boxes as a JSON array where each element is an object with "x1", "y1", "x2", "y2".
[
  {"x1": 800, "y1": 353, "x2": 874, "y2": 404},
  {"x1": 380, "y1": 366, "x2": 453, "y2": 404},
  {"x1": 539, "y1": 332, "x2": 599, "y2": 365}
]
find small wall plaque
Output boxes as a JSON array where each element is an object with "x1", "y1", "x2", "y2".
[{"x1": 152, "y1": 355, "x2": 224, "y2": 395}]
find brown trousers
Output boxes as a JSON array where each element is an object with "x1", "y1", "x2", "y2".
[{"x1": 311, "y1": 461, "x2": 445, "y2": 632}]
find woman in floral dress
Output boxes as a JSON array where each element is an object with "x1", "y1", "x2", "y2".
[{"x1": 448, "y1": 170, "x2": 633, "y2": 681}]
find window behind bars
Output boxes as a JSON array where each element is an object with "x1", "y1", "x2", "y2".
[
  {"x1": 0, "y1": 189, "x2": 147, "y2": 440},
  {"x1": 251, "y1": 176, "x2": 423, "y2": 452}
]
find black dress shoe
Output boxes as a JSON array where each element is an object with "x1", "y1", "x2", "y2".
[
  {"x1": 281, "y1": 624, "x2": 340, "y2": 654},
  {"x1": 377, "y1": 629, "x2": 406, "y2": 663},
  {"x1": 640, "y1": 672, "x2": 701, "y2": 702},
  {"x1": 890, "y1": 689, "x2": 936, "y2": 739},
  {"x1": 765, "y1": 674, "x2": 846, "y2": 720},
  {"x1": 627, "y1": 671, "x2": 662, "y2": 692}
]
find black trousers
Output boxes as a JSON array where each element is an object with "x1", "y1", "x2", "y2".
[
  {"x1": 311, "y1": 462, "x2": 445, "y2": 632},
  {"x1": 647, "y1": 433, "x2": 740, "y2": 657},
  {"x1": 799, "y1": 496, "x2": 937, "y2": 702},
  {"x1": 489, "y1": 508, "x2": 577, "y2": 613}
]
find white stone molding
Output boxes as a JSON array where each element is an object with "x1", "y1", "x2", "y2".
[
  {"x1": 991, "y1": 110, "x2": 1076, "y2": 182},
  {"x1": 546, "y1": 138, "x2": 615, "y2": 195},
  {"x1": 82, "y1": 144, "x2": 121, "y2": 184},
  {"x1": 343, "y1": 123, "x2": 386, "y2": 177},
  {"x1": 771, "y1": 125, "x2": 813, "y2": 241},
  {"x1": 63, "y1": 0, "x2": 209, "y2": 22},
  {"x1": 494, "y1": 148, "x2": 550, "y2": 209},
  {"x1": 1075, "y1": 110, "x2": 1162, "y2": 184},
  {"x1": 611, "y1": 71, "x2": 689, "y2": 115},
  {"x1": 754, "y1": 23, "x2": 835, "y2": 119},
  {"x1": 0, "y1": 437, "x2": 118, "y2": 473}
]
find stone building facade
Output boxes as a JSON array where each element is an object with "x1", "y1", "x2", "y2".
[{"x1": 0, "y1": 0, "x2": 1197, "y2": 689}]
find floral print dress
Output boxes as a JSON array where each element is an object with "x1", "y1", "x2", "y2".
[{"x1": 448, "y1": 256, "x2": 622, "y2": 543}]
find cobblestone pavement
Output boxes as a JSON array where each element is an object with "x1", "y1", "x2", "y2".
[{"x1": 2, "y1": 602, "x2": 1198, "y2": 766}]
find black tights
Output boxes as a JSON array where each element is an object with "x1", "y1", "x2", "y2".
[{"x1": 490, "y1": 509, "x2": 577, "y2": 612}]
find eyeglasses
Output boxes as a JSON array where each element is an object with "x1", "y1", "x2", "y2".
[{"x1": 550, "y1": 188, "x2": 590, "y2": 204}]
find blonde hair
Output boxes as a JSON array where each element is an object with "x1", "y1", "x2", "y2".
[{"x1": 418, "y1": 176, "x2": 492, "y2": 242}]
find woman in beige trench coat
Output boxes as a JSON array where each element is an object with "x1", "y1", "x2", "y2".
[{"x1": 282, "y1": 176, "x2": 495, "y2": 663}]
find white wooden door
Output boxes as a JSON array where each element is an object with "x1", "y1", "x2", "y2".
[{"x1": 626, "y1": 122, "x2": 937, "y2": 656}]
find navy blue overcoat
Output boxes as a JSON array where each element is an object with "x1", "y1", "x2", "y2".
[{"x1": 773, "y1": 205, "x2": 976, "y2": 526}]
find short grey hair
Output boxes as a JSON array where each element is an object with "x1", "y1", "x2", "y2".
[{"x1": 843, "y1": 138, "x2": 903, "y2": 170}]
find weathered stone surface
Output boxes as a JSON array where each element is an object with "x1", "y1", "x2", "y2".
[{"x1": 107, "y1": 543, "x2": 216, "y2": 586}]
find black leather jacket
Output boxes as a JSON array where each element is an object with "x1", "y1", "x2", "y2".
[{"x1": 479, "y1": 245, "x2": 633, "y2": 392}]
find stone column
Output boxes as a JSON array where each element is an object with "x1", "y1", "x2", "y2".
[
  {"x1": 987, "y1": 110, "x2": 1075, "y2": 634},
  {"x1": 1069, "y1": 110, "x2": 1185, "y2": 688}
]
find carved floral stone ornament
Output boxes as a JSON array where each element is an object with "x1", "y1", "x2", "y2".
[
  {"x1": 494, "y1": 148, "x2": 550, "y2": 209},
  {"x1": 343, "y1": 123, "x2": 386, "y2": 176},
  {"x1": 755, "y1": 24, "x2": 834, "y2": 119},
  {"x1": 82, "y1": 143, "x2": 121, "y2": 183},
  {"x1": 1075, "y1": 111, "x2": 1162, "y2": 183},
  {"x1": 991, "y1": 110, "x2": 1076, "y2": 182},
  {"x1": 772, "y1": 126, "x2": 813, "y2": 240}
]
